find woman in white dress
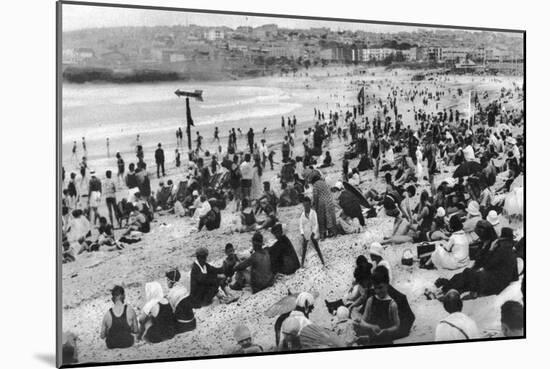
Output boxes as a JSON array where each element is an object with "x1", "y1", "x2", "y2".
[
  {"x1": 430, "y1": 214, "x2": 470, "y2": 270},
  {"x1": 250, "y1": 158, "x2": 263, "y2": 201}
]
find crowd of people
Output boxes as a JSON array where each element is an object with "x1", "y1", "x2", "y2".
[{"x1": 61, "y1": 71, "x2": 525, "y2": 364}]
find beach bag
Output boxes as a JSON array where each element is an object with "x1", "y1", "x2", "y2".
[
  {"x1": 401, "y1": 249, "x2": 414, "y2": 266},
  {"x1": 417, "y1": 242, "x2": 436, "y2": 259}
]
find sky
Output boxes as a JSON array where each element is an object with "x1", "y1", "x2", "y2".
[{"x1": 62, "y1": 3, "x2": 424, "y2": 33}]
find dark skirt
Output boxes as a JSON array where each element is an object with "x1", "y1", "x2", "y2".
[{"x1": 175, "y1": 319, "x2": 197, "y2": 334}]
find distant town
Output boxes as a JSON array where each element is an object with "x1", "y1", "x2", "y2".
[{"x1": 62, "y1": 23, "x2": 524, "y2": 82}]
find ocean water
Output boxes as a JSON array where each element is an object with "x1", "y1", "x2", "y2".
[{"x1": 61, "y1": 79, "x2": 307, "y2": 171}]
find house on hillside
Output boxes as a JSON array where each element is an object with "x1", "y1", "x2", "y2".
[
  {"x1": 100, "y1": 50, "x2": 129, "y2": 65},
  {"x1": 205, "y1": 29, "x2": 225, "y2": 41}
]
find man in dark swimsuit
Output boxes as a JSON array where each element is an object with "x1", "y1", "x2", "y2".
[{"x1": 100, "y1": 286, "x2": 139, "y2": 349}]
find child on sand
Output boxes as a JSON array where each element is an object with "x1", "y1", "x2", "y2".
[
  {"x1": 230, "y1": 325, "x2": 264, "y2": 354},
  {"x1": 353, "y1": 266, "x2": 400, "y2": 345},
  {"x1": 332, "y1": 306, "x2": 357, "y2": 346}
]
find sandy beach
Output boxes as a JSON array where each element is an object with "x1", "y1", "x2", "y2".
[{"x1": 61, "y1": 66, "x2": 524, "y2": 364}]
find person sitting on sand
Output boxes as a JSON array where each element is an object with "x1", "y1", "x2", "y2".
[
  {"x1": 278, "y1": 181, "x2": 299, "y2": 207},
  {"x1": 195, "y1": 194, "x2": 211, "y2": 224},
  {"x1": 425, "y1": 215, "x2": 469, "y2": 270},
  {"x1": 278, "y1": 317, "x2": 302, "y2": 352},
  {"x1": 275, "y1": 292, "x2": 315, "y2": 346},
  {"x1": 100, "y1": 286, "x2": 139, "y2": 349},
  {"x1": 237, "y1": 198, "x2": 257, "y2": 232},
  {"x1": 349, "y1": 168, "x2": 361, "y2": 187},
  {"x1": 268, "y1": 223, "x2": 300, "y2": 276},
  {"x1": 486, "y1": 210, "x2": 502, "y2": 237},
  {"x1": 333, "y1": 181, "x2": 365, "y2": 227},
  {"x1": 331, "y1": 306, "x2": 357, "y2": 346},
  {"x1": 429, "y1": 207, "x2": 450, "y2": 241},
  {"x1": 369, "y1": 242, "x2": 392, "y2": 283},
  {"x1": 501, "y1": 300, "x2": 524, "y2": 337},
  {"x1": 118, "y1": 205, "x2": 149, "y2": 244},
  {"x1": 433, "y1": 225, "x2": 518, "y2": 300},
  {"x1": 234, "y1": 232, "x2": 274, "y2": 294},
  {"x1": 255, "y1": 196, "x2": 278, "y2": 230},
  {"x1": 155, "y1": 181, "x2": 174, "y2": 210},
  {"x1": 399, "y1": 185, "x2": 416, "y2": 223},
  {"x1": 262, "y1": 181, "x2": 278, "y2": 213},
  {"x1": 62, "y1": 237, "x2": 76, "y2": 263},
  {"x1": 189, "y1": 247, "x2": 237, "y2": 308},
  {"x1": 353, "y1": 266, "x2": 400, "y2": 345},
  {"x1": 318, "y1": 151, "x2": 333, "y2": 168},
  {"x1": 165, "y1": 269, "x2": 196, "y2": 334},
  {"x1": 138, "y1": 281, "x2": 175, "y2": 343},
  {"x1": 198, "y1": 198, "x2": 221, "y2": 232},
  {"x1": 117, "y1": 198, "x2": 133, "y2": 227},
  {"x1": 435, "y1": 289, "x2": 480, "y2": 341},
  {"x1": 65, "y1": 209, "x2": 91, "y2": 244},
  {"x1": 221, "y1": 243, "x2": 249, "y2": 290},
  {"x1": 336, "y1": 211, "x2": 362, "y2": 235},
  {"x1": 325, "y1": 255, "x2": 373, "y2": 315},
  {"x1": 463, "y1": 201, "x2": 482, "y2": 244},
  {"x1": 380, "y1": 205, "x2": 415, "y2": 245},
  {"x1": 87, "y1": 217, "x2": 123, "y2": 252},
  {"x1": 230, "y1": 325, "x2": 264, "y2": 354},
  {"x1": 62, "y1": 331, "x2": 79, "y2": 365},
  {"x1": 394, "y1": 156, "x2": 416, "y2": 187},
  {"x1": 414, "y1": 190, "x2": 435, "y2": 243}
]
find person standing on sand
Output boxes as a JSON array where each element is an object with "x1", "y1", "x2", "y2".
[
  {"x1": 299, "y1": 196, "x2": 325, "y2": 267},
  {"x1": 239, "y1": 153, "x2": 253, "y2": 201},
  {"x1": 81, "y1": 137, "x2": 87, "y2": 155},
  {"x1": 154, "y1": 143, "x2": 165, "y2": 178},
  {"x1": 214, "y1": 126, "x2": 220, "y2": 143},
  {"x1": 116, "y1": 152, "x2": 125, "y2": 184},
  {"x1": 196, "y1": 132, "x2": 203, "y2": 152},
  {"x1": 106, "y1": 138, "x2": 110, "y2": 158},
  {"x1": 175, "y1": 149, "x2": 181, "y2": 169},
  {"x1": 67, "y1": 172, "x2": 78, "y2": 210},
  {"x1": 88, "y1": 170, "x2": 102, "y2": 225},
  {"x1": 247, "y1": 128, "x2": 255, "y2": 153},
  {"x1": 100, "y1": 286, "x2": 139, "y2": 349},
  {"x1": 125, "y1": 163, "x2": 139, "y2": 201},
  {"x1": 71, "y1": 141, "x2": 77, "y2": 162},
  {"x1": 309, "y1": 170, "x2": 337, "y2": 239},
  {"x1": 103, "y1": 170, "x2": 120, "y2": 228},
  {"x1": 259, "y1": 139, "x2": 268, "y2": 168},
  {"x1": 78, "y1": 161, "x2": 89, "y2": 213}
]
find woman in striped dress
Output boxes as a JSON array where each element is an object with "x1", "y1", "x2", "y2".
[{"x1": 309, "y1": 170, "x2": 337, "y2": 239}]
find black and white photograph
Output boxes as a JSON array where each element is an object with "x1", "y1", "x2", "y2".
[{"x1": 56, "y1": 0, "x2": 525, "y2": 366}]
